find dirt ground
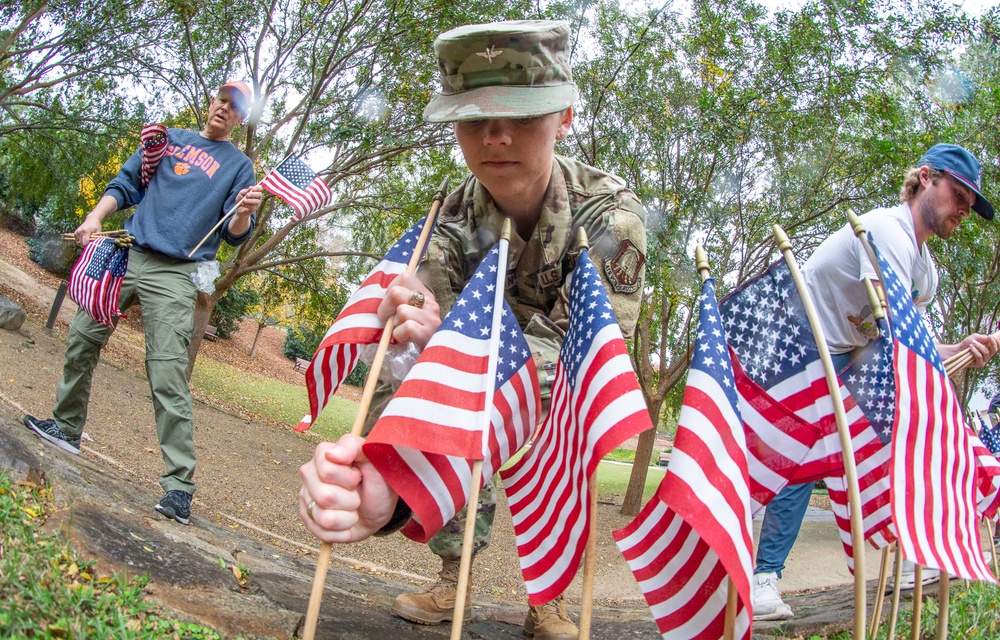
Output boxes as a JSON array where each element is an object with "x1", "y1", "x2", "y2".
[{"x1": 0, "y1": 226, "x2": 649, "y2": 608}]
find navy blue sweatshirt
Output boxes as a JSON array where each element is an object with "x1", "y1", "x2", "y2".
[{"x1": 104, "y1": 128, "x2": 256, "y2": 262}]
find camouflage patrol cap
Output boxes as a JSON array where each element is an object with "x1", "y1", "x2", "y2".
[{"x1": 423, "y1": 20, "x2": 579, "y2": 123}]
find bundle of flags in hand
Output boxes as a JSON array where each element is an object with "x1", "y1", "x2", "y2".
[
  {"x1": 140, "y1": 123, "x2": 168, "y2": 188},
  {"x1": 68, "y1": 237, "x2": 130, "y2": 329},
  {"x1": 260, "y1": 154, "x2": 332, "y2": 221}
]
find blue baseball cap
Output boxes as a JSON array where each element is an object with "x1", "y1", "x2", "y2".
[{"x1": 918, "y1": 143, "x2": 993, "y2": 220}]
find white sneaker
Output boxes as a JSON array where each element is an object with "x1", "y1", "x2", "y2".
[
  {"x1": 751, "y1": 572, "x2": 793, "y2": 621},
  {"x1": 891, "y1": 560, "x2": 940, "y2": 591}
]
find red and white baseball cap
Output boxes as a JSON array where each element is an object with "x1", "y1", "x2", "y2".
[{"x1": 219, "y1": 81, "x2": 252, "y2": 120}]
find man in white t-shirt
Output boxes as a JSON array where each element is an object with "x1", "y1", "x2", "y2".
[{"x1": 752, "y1": 143, "x2": 1000, "y2": 620}]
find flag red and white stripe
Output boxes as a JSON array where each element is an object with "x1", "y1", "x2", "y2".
[
  {"x1": 614, "y1": 279, "x2": 752, "y2": 639},
  {"x1": 297, "y1": 217, "x2": 433, "y2": 431},
  {"x1": 140, "y1": 123, "x2": 168, "y2": 187},
  {"x1": 501, "y1": 250, "x2": 651, "y2": 605},
  {"x1": 363, "y1": 239, "x2": 539, "y2": 542},
  {"x1": 260, "y1": 154, "x2": 333, "y2": 221}
]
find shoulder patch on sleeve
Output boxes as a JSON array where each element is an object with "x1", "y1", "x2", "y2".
[{"x1": 603, "y1": 238, "x2": 645, "y2": 293}]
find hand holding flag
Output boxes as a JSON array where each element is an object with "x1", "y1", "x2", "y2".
[
  {"x1": 68, "y1": 236, "x2": 130, "y2": 329},
  {"x1": 187, "y1": 153, "x2": 330, "y2": 258}
]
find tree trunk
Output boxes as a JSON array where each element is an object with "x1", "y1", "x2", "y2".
[
  {"x1": 249, "y1": 322, "x2": 266, "y2": 359},
  {"x1": 621, "y1": 421, "x2": 659, "y2": 516},
  {"x1": 186, "y1": 291, "x2": 221, "y2": 380}
]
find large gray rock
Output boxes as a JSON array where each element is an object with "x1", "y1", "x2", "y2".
[{"x1": 0, "y1": 294, "x2": 26, "y2": 331}]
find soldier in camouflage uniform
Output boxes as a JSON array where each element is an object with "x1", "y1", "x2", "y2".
[{"x1": 300, "y1": 20, "x2": 646, "y2": 640}]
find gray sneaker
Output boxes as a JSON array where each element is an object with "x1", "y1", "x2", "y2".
[
  {"x1": 23, "y1": 414, "x2": 80, "y2": 455},
  {"x1": 154, "y1": 490, "x2": 192, "y2": 525}
]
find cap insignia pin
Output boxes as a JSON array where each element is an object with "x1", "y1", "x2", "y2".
[{"x1": 476, "y1": 46, "x2": 503, "y2": 63}]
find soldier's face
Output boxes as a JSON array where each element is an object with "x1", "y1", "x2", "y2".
[{"x1": 454, "y1": 109, "x2": 572, "y2": 221}]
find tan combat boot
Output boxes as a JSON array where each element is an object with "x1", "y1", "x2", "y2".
[
  {"x1": 391, "y1": 557, "x2": 472, "y2": 625},
  {"x1": 523, "y1": 594, "x2": 578, "y2": 639}
]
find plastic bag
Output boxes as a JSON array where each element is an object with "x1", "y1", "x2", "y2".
[{"x1": 190, "y1": 260, "x2": 221, "y2": 295}]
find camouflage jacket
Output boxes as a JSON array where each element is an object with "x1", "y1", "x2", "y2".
[{"x1": 364, "y1": 155, "x2": 646, "y2": 433}]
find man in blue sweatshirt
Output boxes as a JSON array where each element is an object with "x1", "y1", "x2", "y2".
[{"x1": 23, "y1": 81, "x2": 262, "y2": 525}]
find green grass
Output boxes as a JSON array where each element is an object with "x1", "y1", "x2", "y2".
[
  {"x1": 0, "y1": 472, "x2": 223, "y2": 639},
  {"x1": 190, "y1": 356, "x2": 358, "y2": 441},
  {"x1": 596, "y1": 461, "x2": 664, "y2": 502}
]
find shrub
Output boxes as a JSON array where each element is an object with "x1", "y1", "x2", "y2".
[
  {"x1": 282, "y1": 324, "x2": 325, "y2": 361},
  {"x1": 210, "y1": 283, "x2": 260, "y2": 339}
]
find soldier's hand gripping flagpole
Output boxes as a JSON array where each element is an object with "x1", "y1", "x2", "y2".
[
  {"x1": 773, "y1": 224, "x2": 867, "y2": 640},
  {"x1": 301, "y1": 178, "x2": 448, "y2": 640}
]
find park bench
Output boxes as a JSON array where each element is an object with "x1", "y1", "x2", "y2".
[
  {"x1": 294, "y1": 357, "x2": 310, "y2": 373},
  {"x1": 203, "y1": 325, "x2": 218, "y2": 341}
]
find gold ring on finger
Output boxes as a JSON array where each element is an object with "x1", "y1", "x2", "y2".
[{"x1": 408, "y1": 290, "x2": 425, "y2": 308}]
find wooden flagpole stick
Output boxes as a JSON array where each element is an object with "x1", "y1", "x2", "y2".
[
  {"x1": 578, "y1": 475, "x2": 598, "y2": 639},
  {"x1": 887, "y1": 544, "x2": 903, "y2": 640},
  {"x1": 773, "y1": 224, "x2": 867, "y2": 640},
  {"x1": 450, "y1": 462, "x2": 483, "y2": 640},
  {"x1": 988, "y1": 519, "x2": 999, "y2": 577},
  {"x1": 693, "y1": 246, "x2": 739, "y2": 640},
  {"x1": 301, "y1": 177, "x2": 448, "y2": 640},
  {"x1": 870, "y1": 545, "x2": 891, "y2": 638},
  {"x1": 449, "y1": 217, "x2": 513, "y2": 640},
  {"x1": 936, "y1": 574, "x2": 950, "y2": 640},
  {"x1": 576, "y1": 226, "x2": 597, "y2": 640},
  {"x1": 723, "y1": 577, "x2": 737, "y2": 640},
  {"x1": 187, "y1": 196, "x2": 247, "y2": 258},
  {"x1": 910, "y1": 565, "x2": 924, "y2": 640}
]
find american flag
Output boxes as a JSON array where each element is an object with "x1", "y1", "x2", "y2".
[
  {"x1": 140, "y1": 124, "x2": 168, "y2": 188},
  {"x1": 970, "y1": 429, "x2": 1000, "y2": 520},
  {"x1": 363, "y1": 240, "x2": 540, "y2": 543},
  {"x1": 877, "y1": 240, "x2": 996, "y2": 582},
  {"x1": 297, "y1": 216, "x2": 434, "y2": 432},
  {"x1": 260, "y1": 154, "x2": 333, "y2": 221},
  {"x1": 68, "y1": 237, "x2": 129, "y2": 329},
  {"x1": 614, "y1": 279, "x2": 752, "y2": 640},
  {"x1": 979, "y1": 415, "x2": 1000, "y2": 454},
  {"x1": 500, "y1": 250, "x2": 652, "y2": 605},
  {"x1": 719, "y1": 260, "x2": 842, "y2": 514},
  {"x1": 824, "y1": 325, "x2": 896, "y2": 572}
]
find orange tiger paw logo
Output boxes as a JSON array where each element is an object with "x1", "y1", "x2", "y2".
[{"x1": 174, "y1": 162, "x2": 191, "y2": 175}]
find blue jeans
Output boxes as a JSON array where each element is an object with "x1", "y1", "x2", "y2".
[{"x1": 754, "y1": 351, "x2": 853, "y2": 577}]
